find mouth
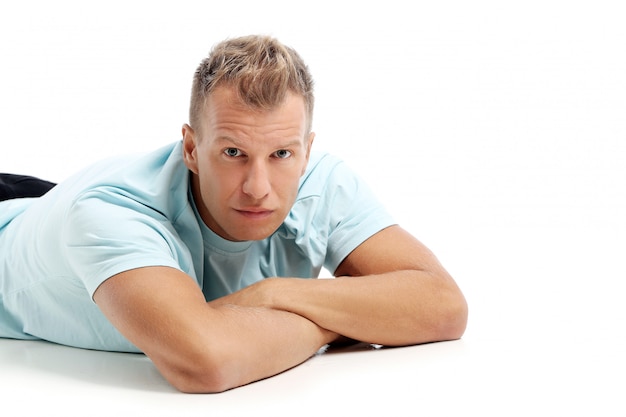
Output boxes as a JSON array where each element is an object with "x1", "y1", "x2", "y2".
[{"x1": 234, "y1": 208, "x2": 274, "y2": 220}]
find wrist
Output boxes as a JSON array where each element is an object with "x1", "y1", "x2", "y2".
[{"x1": 261, "y1": 276, "x2": 295, "y2": 310}]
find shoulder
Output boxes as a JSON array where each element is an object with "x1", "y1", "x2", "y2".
[
  {"x1": 52, "y1": 141, "x2": 190, "y2": 217},
  {"x1": 0, "y1": 198, "x2": 35, "y2": 230},
  {"x1": 297, "y1": 151, "x2": 361, "y2": 198},
  {"x1": 282, "y1": 150, "x2": 395, "y2": 269}
]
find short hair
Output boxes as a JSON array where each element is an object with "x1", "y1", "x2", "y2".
[{"x1": 189, "y1": 35, "x2": 315, "y2": 135}]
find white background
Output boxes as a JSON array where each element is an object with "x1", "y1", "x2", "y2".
[{"x1": 1, "y1": 0, "x2": 625, "y2": 415}]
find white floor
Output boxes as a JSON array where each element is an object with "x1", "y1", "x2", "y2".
[
  {"x1": 1, "y1": 325, "x2": 623, "y2": 415},
  {"x1": 1, "y1": 1, "x2": 624, "y2": 415}
]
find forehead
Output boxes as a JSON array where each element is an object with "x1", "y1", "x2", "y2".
[{"x1": 200, "y1": 86, "x2": 308, "y2": 140}]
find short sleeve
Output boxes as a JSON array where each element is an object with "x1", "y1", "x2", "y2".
[
  {"x1": 61, "y1": 190, "x2": 186, "y2": 298},
  {"x1": 318, "y1": 158, "x2": 396, "y2": 273}
]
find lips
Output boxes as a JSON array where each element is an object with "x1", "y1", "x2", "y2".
[{"x1": 235, "y1": 208, "x2": 274, "y2": 219}]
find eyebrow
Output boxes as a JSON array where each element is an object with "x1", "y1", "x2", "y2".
[
  {"x1": 216, "y1": 136, "x2": 303, "y2": 149},
  {"x1": 215, "y1": 136, "x2": 244, "y2": 147}
]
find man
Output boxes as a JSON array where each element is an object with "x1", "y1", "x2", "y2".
[{"x1": 0, "y1": 35, "x2": 467, "y2": 393}]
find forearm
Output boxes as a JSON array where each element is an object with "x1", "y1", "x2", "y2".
[
  {"x1": 95, "y1": 266, "x2": 338, "y2": 394},
  {"x1": 160, "y1": 303, "x2": 337, "y2": 393},
  {"x1": 265, "y1": 270, "x2": 468, "y2": 346}
]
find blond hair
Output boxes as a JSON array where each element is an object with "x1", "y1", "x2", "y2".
[{"x1": 189, "y1": 35, "x2": 314, "y2": 134}]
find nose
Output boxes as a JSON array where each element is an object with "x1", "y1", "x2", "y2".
[{"x1": 242, "y1": 160, "x2": 271, "y2": 200}]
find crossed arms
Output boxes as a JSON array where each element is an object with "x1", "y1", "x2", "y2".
[{"x1": 94, "y1": 225, "x2": 468, "y2": 393}]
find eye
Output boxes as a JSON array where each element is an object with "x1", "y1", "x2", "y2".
[
  {"x1": 224, "y1": 148, "x2": 243, "y2": 157},
  {"x1": 273, "y1": 149, "x2": 292, "y2": 159}
]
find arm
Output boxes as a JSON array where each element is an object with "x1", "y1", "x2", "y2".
[
  {"x1": 93, "y1": 266, "x2": 338, "y2": 393},
  {"x1": 212, "y1": 225, "x2": 468, "y2": 346}
]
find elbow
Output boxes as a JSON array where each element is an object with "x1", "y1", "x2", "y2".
[
  {"x1": 427, "y1": 269, "x2": 469, "y2": 343},
  {"x1": 387, "y1": 290, "x2": 469, "y2": 347},
  {"x1": 443, "y1": 295, "x2": 469, "y2": 341},
  {"x1": 167, "y1": 363, "x2": 235, "y2": 394},
  {"x1": 171, "y1": 367, "x2": 235, "y2": 394},
  {"x1": 155, "y1": 350, "x2": 244, "y2": 394},
  {"x1": 433, "y1": 290, "x2": 469, "y2": 342},
  {"x1": 405, "y1": 287, "x2": 468, "y2": 346}
]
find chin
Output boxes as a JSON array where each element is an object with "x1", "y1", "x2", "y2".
[{"x1": 227, "y1": 226, "x2": 278, "y2": 242}]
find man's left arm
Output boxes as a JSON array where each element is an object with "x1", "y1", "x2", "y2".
[{"x1": 211, "y1": 225, "x2": 468, "y2": 346}]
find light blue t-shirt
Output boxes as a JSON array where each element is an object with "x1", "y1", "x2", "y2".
[{"x1": 0, "y1": 141, "x2": 395, "y2": 352}]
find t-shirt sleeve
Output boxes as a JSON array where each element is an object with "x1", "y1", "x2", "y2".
[
  {"x1": 61, "y1": 190, "x2": 185, "y2": 298},
  {"x1": 320, "y1": 159, "x2": 397, "y2": 273}
]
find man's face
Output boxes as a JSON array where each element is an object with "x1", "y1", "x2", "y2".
[{"x1": 182, "y1": 86, "x2": 314, "y2": 242}]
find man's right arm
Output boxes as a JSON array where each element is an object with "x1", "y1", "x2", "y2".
[{"x1": 93, "y1": 266, "x2": 337, "y2": 393}]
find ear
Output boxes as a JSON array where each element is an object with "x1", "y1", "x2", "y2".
[
  {"x1": 302, "y1": 131, "x2": 315, "y2": 175},
  {"x1": 305, "y1": 132, "x2": 315, "y2": 160},
  {"x1": 182, "y1": 124, "x2": 199, "y2": 174}
]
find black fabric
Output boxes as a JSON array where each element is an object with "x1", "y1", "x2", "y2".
[{"x1": 0, "y1": 173, "x2": 56, "y2": 201}]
